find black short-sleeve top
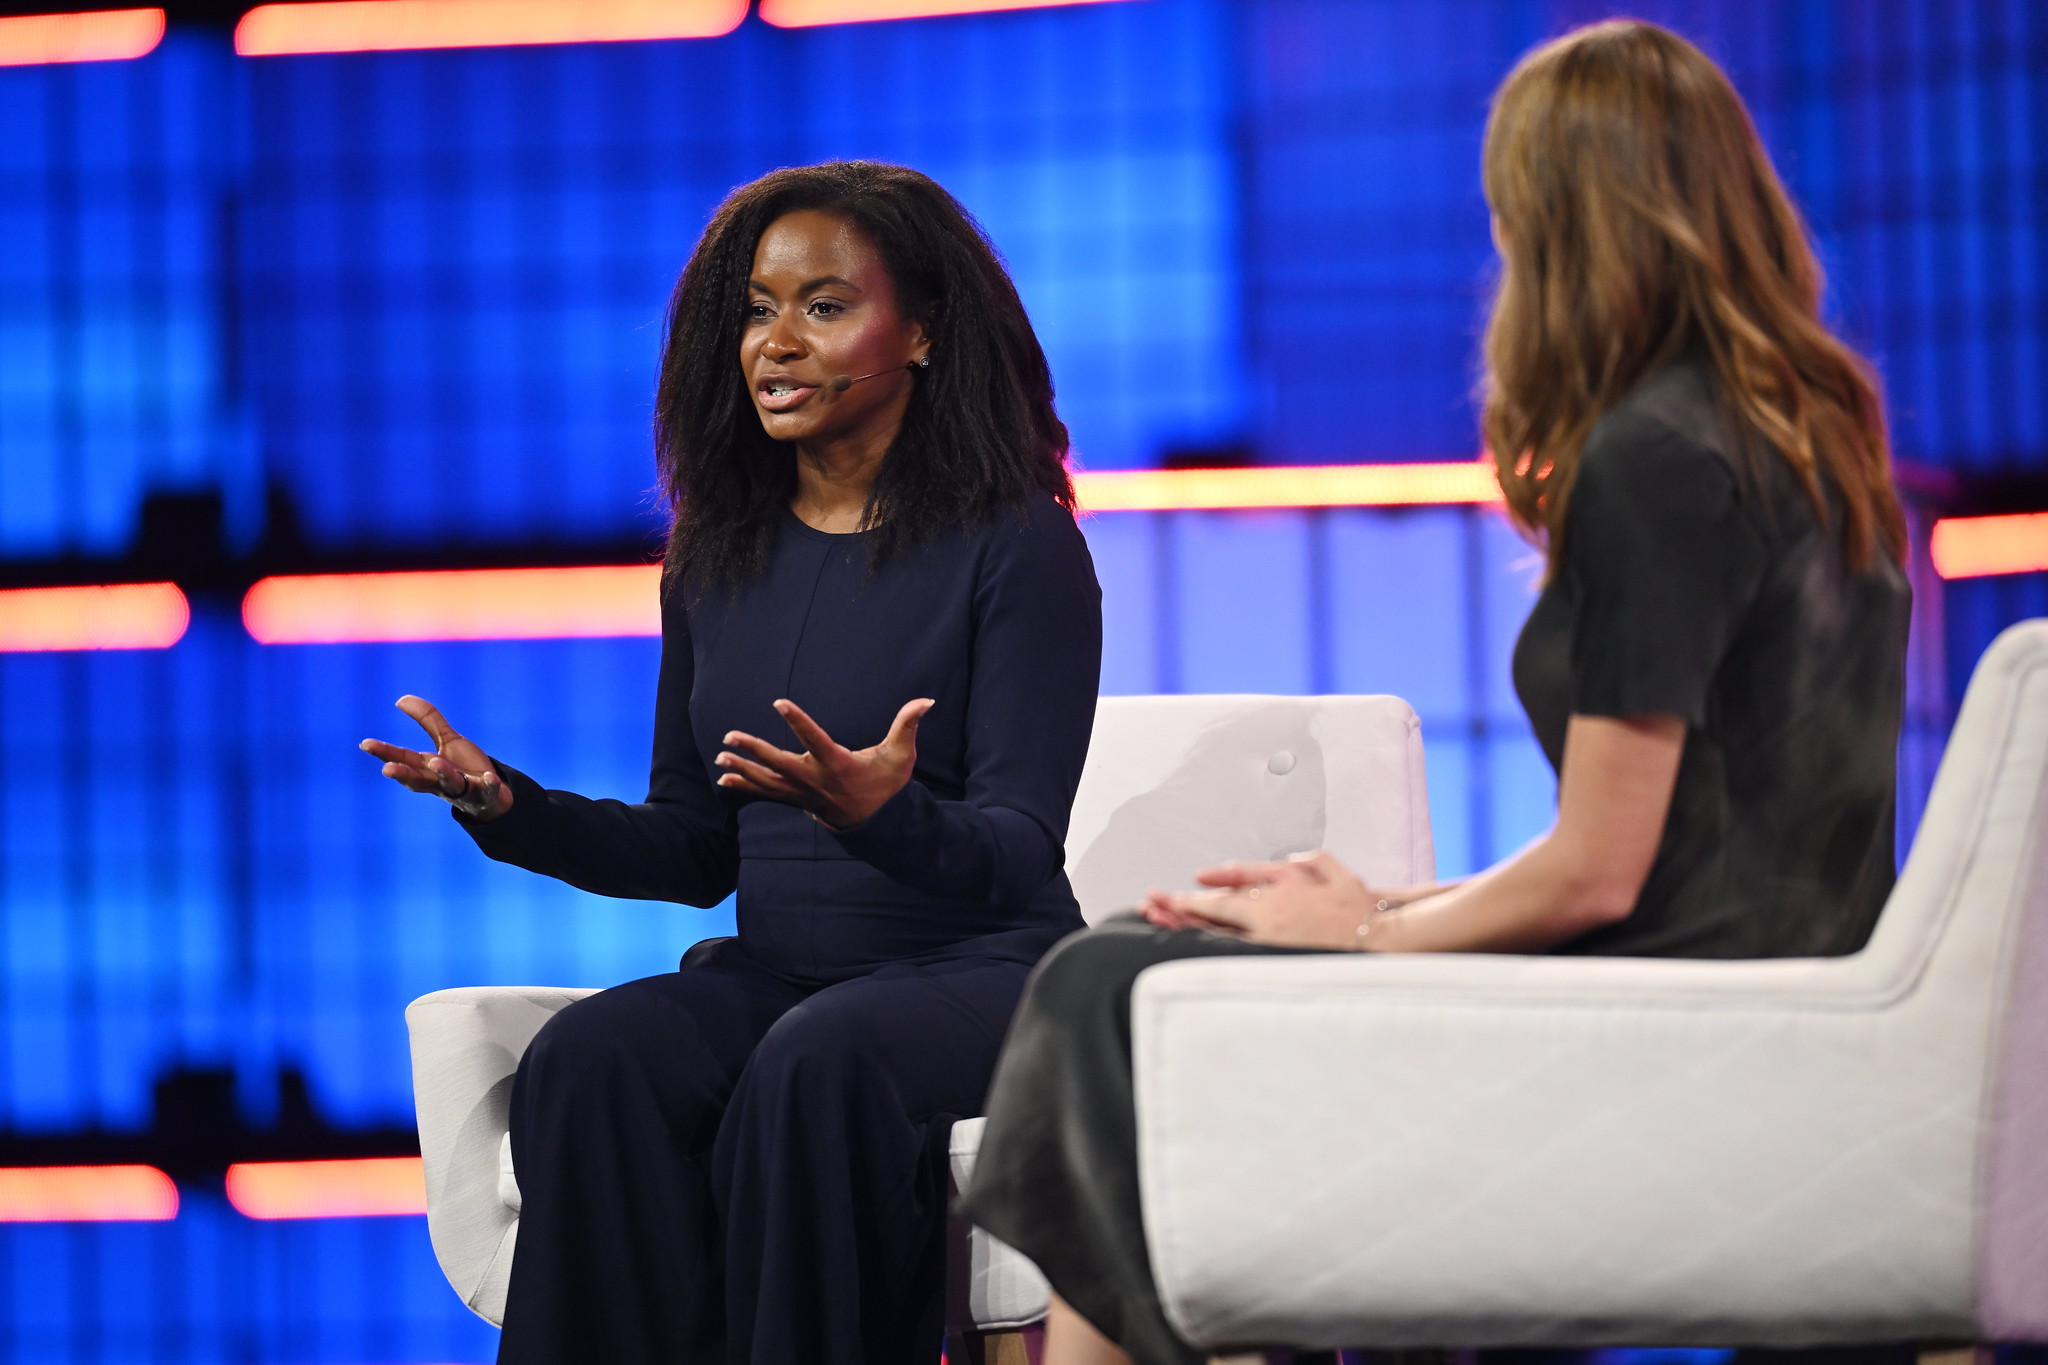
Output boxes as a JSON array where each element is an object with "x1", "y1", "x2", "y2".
[{"x1": 1510, "y1": 356, "x2": 1911, "y2": 959}]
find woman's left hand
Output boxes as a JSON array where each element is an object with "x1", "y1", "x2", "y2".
[
  {"x1": 1140, "y1": 851, "x2": 1382, "y2": 950},
  {"x1": 716, "y1": 697, "x2": 933, "y2": 829}
]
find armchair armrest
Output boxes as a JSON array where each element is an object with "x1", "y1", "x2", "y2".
[{"x1": 406, "y1": 986, "x2": 597, "y2": 1323}]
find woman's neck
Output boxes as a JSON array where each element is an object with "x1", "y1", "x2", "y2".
[{"x1": 791, "y1": 426, "x2": 894, "y2": 533}]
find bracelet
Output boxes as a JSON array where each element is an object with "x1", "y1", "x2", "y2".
[{"x1": 1354, "y1": 897, "x2": 1399, "y2": 948}]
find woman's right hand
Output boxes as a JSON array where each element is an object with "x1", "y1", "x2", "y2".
[
  {"x1": 360, "y1": 695, "x2": 513, "y2": 822},
  {"x1": 1139, "y1": 852, "x2": 1384, "y2": 949}
]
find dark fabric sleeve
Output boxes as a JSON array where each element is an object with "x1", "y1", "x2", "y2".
[
  {"x1": 454, "y1": 585, "x2": 741, "y2": 908},
  {"x1": 831, "y1": 497, "x2": 1103, "y2": 911},
  {"x1": 1563, "y1": 416, "x2": 1768, "y2": 726}
]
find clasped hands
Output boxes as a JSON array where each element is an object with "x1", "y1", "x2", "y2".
[
  {"x1": 1142, "y1": 850, "x2": 1387, "y2": 951},
  {"x1": 361, "y1": 693, "x2": 932, "y2": 831}
]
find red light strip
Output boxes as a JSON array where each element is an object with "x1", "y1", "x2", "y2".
[
  {"x1": 0, "y1": 582, "x2": 190, "y2": 652},
  {"x1": 226, "y1": 1157, "x2": 427, "y2": 1219},
  {"x1": 244, "y1": 564, "x2": 662, "y2": 644},
  {"x1": 1930, "y1": 512, "x2": 2048, "y2": 580},
  {"x1": 234, "y1": 0, "x2": 745, "y2": 55},
  {"x1": 0, "y1": 7, "x2": 162, "y2": 65},
  {"x1": 0, "y1": 1165, "x2": 178, "y2": 1222},
  {"x1": 1072, "y1": 461, "x2": 1500, "y2": 512},
  {"x1": 761, "y1": 0, "x2": 1130, "y2": 26}
]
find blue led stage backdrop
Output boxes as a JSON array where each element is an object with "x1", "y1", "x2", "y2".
[
  {"x1": 0, "y1": 1, "x2": 2042, "y2": 1360},
  {"x1": 1244, "y1": 0, "x2": 2048, "y2": 470},
  {"x1": 0, "y1": 37, "x2": 261, "y2": 559},
  {"x1": 239, "y1": 0, "x2": 1248, "y2": 555}
]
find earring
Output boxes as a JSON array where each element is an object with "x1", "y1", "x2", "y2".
[{"x1": 914, "y1": 357, "x2": 931, "y2": 369}]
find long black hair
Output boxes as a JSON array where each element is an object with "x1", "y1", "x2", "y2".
[{"x1": 655, "y1": 161, "x2": 1073, "y2": 589}]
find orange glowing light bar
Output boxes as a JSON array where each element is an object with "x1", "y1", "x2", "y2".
[
  {"x1": 1071, "y1": 461, "x2": 1501, "y2": 513},
  {"x1": 226, "y1": 1157, "x2": 427, "y2": 1219},
  {"x1": 0, "y1": 7, "x2": 163, "y2": 65},
  {"x1": 244, "y1": 565, "x2": 662, "y2": 644},
  {"x1": 238, "y1": 466, "x2": 1501, "y2": 644},
  {"x1": 0, "y1": 582, "x2": 190, "y2": 652},
  {"x1": 235, "y1": 0, "x2": 744, "y2": 55},
  {"x1": 0, "y1": 1165, "x2": 178, "y2": 1222},
  {"x1": 1930, "y1": 512, "x2": 2048, "y2": 580},
  {"x1": 761, "y1": 0, "x2": 1129, "y2": 26}
]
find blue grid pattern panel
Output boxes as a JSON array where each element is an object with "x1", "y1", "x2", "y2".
[
  {"x1": 0, "y1": 35, "x2": 263, "y2": 560},
  {"x1": 0, "y1": 1199, "x2": 496, "y2": 1364},
  {"x1": 0, "y1": 619, "x2": 717, "y2": 1136},
  {"x1": 1242, "y1": 0, "x2": 2048, "y2": 471},
  {"x1": 241, "y1": 0, "x2": 1247, "y2": 556}
]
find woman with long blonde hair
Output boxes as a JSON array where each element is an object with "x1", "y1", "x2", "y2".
[{"x1": 958, "y1": 19, "x2": 1911, "y2": 1365}]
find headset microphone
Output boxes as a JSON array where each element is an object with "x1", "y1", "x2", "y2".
[{"x1": 829, "y1": 360, "x2": 926, "y2": 393}]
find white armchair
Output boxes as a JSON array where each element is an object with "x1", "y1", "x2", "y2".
[
  {"x1": 406, "y1": 693, "x2": 1436, "y2": 1340},
  {"x1": 1131, "y1": 619, "x2": 2048, "y2": 1353}
]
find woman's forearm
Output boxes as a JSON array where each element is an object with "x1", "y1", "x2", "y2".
[
  {"x1": 1374, "y1": 879, "x2": 1463, "y2": 910},
  {"x1": 460, "y1": 762, "x2": 742, "y2": 909},
  {"x1": 1367, "y1": 715, "x2": 1685, "y2": 953},
  {"x1": 1364, "y1": 836, "x2": 1632, "y2": 953}
]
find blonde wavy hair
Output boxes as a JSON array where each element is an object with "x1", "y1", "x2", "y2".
[{"x1": 1480, "y1": 19, "x2": 1904, "y2": 574}]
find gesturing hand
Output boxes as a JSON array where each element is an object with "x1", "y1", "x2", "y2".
[
  {"x1": 359, "y1": 695, "x2": 513, "y2": 823},
  {"x1": 1140, "y1": 850, "x2": 1382, "y2": 950},
  {"x1": 716, "y1": 697, "x2": 933, "y2": 830}
]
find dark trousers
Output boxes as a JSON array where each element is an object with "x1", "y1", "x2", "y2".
[{"x1": 497, "y1": 935, "x2": 1032, "y2": 1365}]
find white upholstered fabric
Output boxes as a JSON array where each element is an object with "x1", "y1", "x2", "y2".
[
  {"x1": 497, "y1": 1132, "x2": 521, "y2": 1213},
  {"x1": 407, "y1": 693, "x2": 1433, "y2": 1331},
  {"x1": 949, "y1": 694, "x2": 1433, "y2": 1329},
  {"x1": 1131, "y1": 620, "x2": 2048, "y2": 1351},
  {"x1": 947, "y1": 1116, "x2": 1049, "y2": 1331},
  {"x1": 407, "y1": 986, "x2": 594, "y2": 1324},
  {"x1": 1065, "y1": 695, "x2": 1434, "y2": 924}
]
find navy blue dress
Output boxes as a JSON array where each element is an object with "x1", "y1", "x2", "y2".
[{"x1": 461, "y1": 490, "x2": 1101, "y2": 1365}]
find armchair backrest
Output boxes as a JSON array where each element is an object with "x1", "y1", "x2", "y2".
[
  {"x1": 1846, "y1": 618, "x2": 2048, "y2": 1340},
  {"x1": 1908, "y1": 619, "x2": 2048, "y2": 1340},
  {"x1": 1066, "y1": 695, "x2": 1433, "y2": 924}
]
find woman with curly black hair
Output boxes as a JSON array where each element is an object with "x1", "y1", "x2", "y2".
[{"x1": 362, "y1": 161, "x2": 1102, "y2": 1364}]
